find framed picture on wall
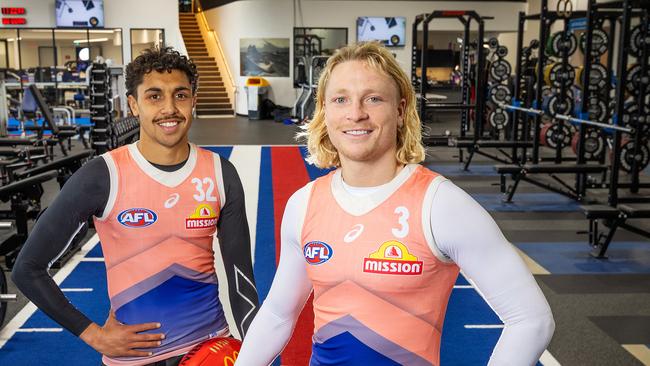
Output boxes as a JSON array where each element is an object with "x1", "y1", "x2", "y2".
[{"x1": 240, "y1": 38, "x2": 290, "y2": 77}]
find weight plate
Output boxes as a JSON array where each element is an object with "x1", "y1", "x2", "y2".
[
  {"x1": 578, "y1": 63, "x2": 609, "y2": 91},
  {"x1": 620, "y1": 140, "x2": 650, "y2": 172},
  {"x1": 489, "y1": 108, "x2": 509, "y2": 130},
  {"x1": 489, "y1": 59, "x2": 512, "y2": 82},
  {"x1": 547, "y1": 31, "x2": 578, "y2": 57},
  {"x1": 541, "y1": 123, "x2": 573, "y2": 149},
  {"x1": 544, "y1": 63, "x2": 576, "y2": 89},
  {"x1": 571, "y1": 129, "x2": 605, "y2": 160},
  {"x1": 489, "y1": 84, "x2": 512, "y2": 105},
  {"x1": 496, "y1": 45, "x2": 509, "y2": 58},
  {"x1": 625, "y1": 64, "x2": 650, "y2": 96},
  {"x1": 546, "y1": 94, "x2": 575, "y2": 116},
  {"x1": 630, "y1": 25, "x2": 649, "y2": 58},
  {"x1": 579, "y1": 28, "x2": 609, "y2": 57},
  {"x1": 623, "y1": 101, "x2": 650, "y2": 126},
  {"x1": 586, "y1": 97, "x2": 609, "y2": 122},
  {"x1": 540, "y1": 123, "x2": 552, "y2": 146}
]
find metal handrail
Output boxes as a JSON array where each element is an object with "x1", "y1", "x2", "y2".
[{"x1": 195, "y1": 10, "x2": 236, "y2": 97}]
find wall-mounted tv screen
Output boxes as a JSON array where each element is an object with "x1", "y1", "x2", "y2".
[
  {"x1": 357, "y1": 17, "x2": 406, "y2": 47},
  {"x1": 55, "y1": 0, "x2": 104, "y2": 28}
]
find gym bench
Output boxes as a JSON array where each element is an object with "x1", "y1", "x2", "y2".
[
  {"x1": 0, "y1": 171, "x2": 59, "y2": 268},
  {"x1": 15, "y1": 149, "x2": 95, "y2": 181},
  {"x1": 495, "y1": 163, "x2": 608, "y2": 202},
  {"x1": 581, "y1": 204, "x2": 650, "y2": 258},
  {"x1": 449, "y1": 139, "x2": 534, "y2": 170}
]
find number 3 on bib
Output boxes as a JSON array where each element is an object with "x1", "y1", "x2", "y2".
[{"x1": 391, "y1": 206, "x2": 409, "y2": 238}]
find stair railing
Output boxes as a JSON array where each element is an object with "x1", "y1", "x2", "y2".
[{"x1": 192, "y1": 8, "x2": 236, "y2": 115}]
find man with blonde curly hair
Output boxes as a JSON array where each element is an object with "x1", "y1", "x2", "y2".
[{"x1": 236, "y1": 42, "x2": 554, "y2": 366}]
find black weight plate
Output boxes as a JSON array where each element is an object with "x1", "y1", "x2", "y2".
[
  {"x1": 579, "y1": 28, "x2": 609, "y2": 57},
  {"x1": 489, "y1": 84, "x2": 512, "y2": 105},
  {"x1": 489, "y1": 59, "x2": 512, "y2": 82},
  {"x1": 623, "y1": 101, "x2": 650, "y2": 125},
  {"x1": 625, "y1": 64, "x2": 650, "y2": 96},
  {"x1": 580, "y1": 63, "x2": 609, "y2": 91},
  {"x1": 587, "y1": 97, "x2": 608, "y2": 122},
  {"x1": 574, "y1": 129, "x2": 606, "y2": 159},
  {"x1": 545, "y1": 123, "x2": 573, "y2": 149},
  {"x1": 489, "y1": 108, "x2": 509, "y2": 130},
  {"x1": 548, "y1": 31, "x2": 578, "y2": 57},
  {"x1": 546, "y1": 94, "x2": 574, "y2": 116},
  {"x1": 630, "y1": 25, "x2": 648, "y2": 58},
  {"x1": 620, "y1": 140, "x2": 650, "y2": 172},
  {"x1": 583, "y1": 131, "x2": 605, "y2": 159},
  {"x1": 496, "y1": 45, "x2": 508, "y2": 58},
  {"x1": 541, "y1": 85, "x2": 554, "y2": 99}
]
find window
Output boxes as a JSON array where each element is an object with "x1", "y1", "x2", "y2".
[
  {"x1": 0, "y1": 29, "x2": 19, "y2": 69},
  {"x1": 0, "y1": 28, "x2": 125, "y2": 70},
  {"x1": 89, "y1": 29, "x2": 123, "y2": 64},
  {"x1": 18, "y1": 29, "x2": 55, "y2": 69},
  {"x1": 54, "y1": 29, "x2": 89, "y2": 69}
]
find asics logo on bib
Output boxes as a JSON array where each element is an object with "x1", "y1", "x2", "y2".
[
  {"x1": 117, "y1": 208, "x2": 158, "y2": 228},
  {"x1": 343, "y1": 224, "x2": 364, "y2": 243},
  {"x1": 164, "y1": 193, "x2": 180, "y2": 208}
]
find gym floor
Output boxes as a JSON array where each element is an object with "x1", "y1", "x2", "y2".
[{"x1": 1, "y1": 113, "x2": 649, "y2": 365}]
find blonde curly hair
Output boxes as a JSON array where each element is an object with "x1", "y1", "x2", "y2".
[{"x1": 299, "y1": 42, "x2": 425, "y2": 169}]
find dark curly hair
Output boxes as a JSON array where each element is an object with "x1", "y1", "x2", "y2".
[{"x1": 125, "y1": 46, "x2": 198, "y2": 98}]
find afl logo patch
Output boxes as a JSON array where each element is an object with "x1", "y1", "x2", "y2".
[
  {"x1": 117, "y1": 208, "x2": 158, "y2": 228},
  {"x1": 303, "y1": 241, "x2": 333, "y2": 265}
]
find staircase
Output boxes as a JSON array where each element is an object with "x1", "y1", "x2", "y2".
[{"x1": 179, "y1": 13, "x2": 233, "y2": 117}]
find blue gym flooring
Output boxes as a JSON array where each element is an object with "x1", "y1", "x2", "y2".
[
  {"x1": 7, "y1": 117, "x2": 92, "y2": 137},
  {"x1": 0, "y1": 240, "x2": 536, "y2": 365},
  {"x1": 5, "y1": 146, "x2": 649, "y2": 364}
]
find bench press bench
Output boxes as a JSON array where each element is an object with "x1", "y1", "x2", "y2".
[
  {"x1": 496, "y1": 164, "x2": 608, "y2": 202},
  {"x1": 580, "y1": 204, "x2": 650, "y2": 258},
  {"x1": 450, "y1": 139, "x2": 534, "y2": 170}
]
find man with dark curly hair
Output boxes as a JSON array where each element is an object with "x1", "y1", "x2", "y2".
[{"x1": 13, "y1": 47, "x2": 259, "y2": 366}]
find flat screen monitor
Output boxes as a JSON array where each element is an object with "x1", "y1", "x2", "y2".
[
  {"x1": 55, "y1": 0, "x2": 104, "y2": 28},
  {"x1": 357, "y1": 17, "x2": 406, "y2": 47}
]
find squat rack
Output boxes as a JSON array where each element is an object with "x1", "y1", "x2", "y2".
[{"x1": 413, "y1": 11, "x2": 488, "y2": 142}]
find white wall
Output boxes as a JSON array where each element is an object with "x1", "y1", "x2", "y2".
[
  {"x1": 204, "y1": 1, "x2": 294, "y2": 114},
  {"x1": 205, "y1": 0, "x2": 526, "y2": 114},
  {"x1": 0, "y1": 0, "x2": 184, "y2": 64},
  {"x1": 205, "y1": 0, "x2": 527, "y2": 114}
]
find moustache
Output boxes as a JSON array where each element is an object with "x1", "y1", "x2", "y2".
[{"x1": 153, "y1": 115, "x2": 185, "y2": 123}]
